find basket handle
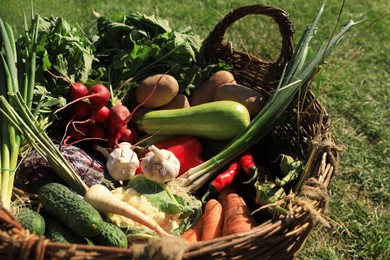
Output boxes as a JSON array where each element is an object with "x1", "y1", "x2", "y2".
[{"x1": 203, "y1": 4, "x2": 294, "y2": 65}]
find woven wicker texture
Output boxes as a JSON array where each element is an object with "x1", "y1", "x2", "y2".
[{"x1": 0, "y1": 4, "x2": 339, "y2": 260}]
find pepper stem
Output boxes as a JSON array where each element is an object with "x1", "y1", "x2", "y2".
[{"x1": 243, "y1": 166, "x2": 258, "y2": 185}]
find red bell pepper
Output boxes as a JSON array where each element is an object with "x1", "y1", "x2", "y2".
[{"x1": 137, "y1": 135, "x2": 204, "y2": 177}]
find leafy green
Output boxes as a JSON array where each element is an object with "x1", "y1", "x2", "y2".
[
  {"x1": 121, "y1": 226, "x2": 155, "y2": 241},
  {"x1": 11, "y1": 15, "x2": 96, "y2": 131},
  {"x1": 93, "y1": 12, "x2": 230, "y2": 103},
  {"x1": 30, "y1": 16, "x2": 96, "y2": 95},
  {"x1": 123, "y1": 174, "x2": 202, "y2": 236},
  {"x1": 126, "y1": 174, "x2": 183, "y2": 214}
]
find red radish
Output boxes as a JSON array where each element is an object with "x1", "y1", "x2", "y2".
[
  {"x1": 90, "y1": 105, "x2": 110, "y2": 123},
  {"x1": 120, "y1": 127, "x2": 139, "y2": 144},
  {"x1": 87, "y1": 123, "x2": 107, "y2": 139},
  {"x1": 69, "y1": 82, "x2": 88, "y2": 100},
  {"x1": 108, "y1": 104, "x2": 131, "y2": 128},
  {"x1": 87, "y1": 84, "x2": 110, "y2": 107},
  {"x1": 55, "y1": 84, "x2": 110, "y2": 115},
  {"x1": 108, "y1": 124, "x2": 128, "y2": 148},
  {"x1": 67, "y1": 122, "x2": 89, "y2": 141},
  {"x1": 69, "y1": 101, "x2": 91, "y2": 120}
]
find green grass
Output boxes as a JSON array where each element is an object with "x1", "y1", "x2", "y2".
[{"x1": 1, "y1": 0, "x2": 389, "y2": 259}]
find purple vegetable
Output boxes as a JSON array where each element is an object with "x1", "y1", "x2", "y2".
[{"x1": 15, "y1": 145, "x2": 112, "y2": 194}]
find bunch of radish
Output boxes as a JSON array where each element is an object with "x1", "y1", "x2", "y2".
[{"x1": 62, "y1": 82, "x2": 138, "y2": 148}]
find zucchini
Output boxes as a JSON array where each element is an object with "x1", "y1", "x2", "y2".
[
  {"x1": 16, "y1": 207, "x2": 45, "y2": 236},
  {"x1": 38, "y1": 183, "x2": 104, "y2": 238},
  {"x1": 92, "y1": 221, "x2": 128, "y2": 248},
  {"x1": 139, "y1": 100, "x2": 250, "y2": 140}
]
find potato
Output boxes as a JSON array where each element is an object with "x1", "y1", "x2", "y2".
[
  {"x1": 160, "y1": 94, "x2": 190, "y2": 109},
  {"x1": 214, "y1": 83, "x2": 266, "y2": 117},
  {"x1": 136, "y1": 74, "x2": 179, "y2": 108},
  {"x1": 189, "y1": 70, "x2": 236, "y2": 106}
]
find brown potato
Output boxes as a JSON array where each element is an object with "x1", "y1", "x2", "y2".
[
  {"x1": 136, "y1": 74, "x2": 179, "y2": 108},
  {"x1": 159, "y1": 94, "x2": 190, "y2": 109},
  {"x1": 189, "y1": 70, "x2": 236, "y2": 106},
  {"x1": 214, "y1": 83, "x2": 266, "y2": 117}
]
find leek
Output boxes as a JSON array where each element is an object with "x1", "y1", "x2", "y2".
[{"x1": 177, "y1": 5, "x2": 359, "y2": 192}]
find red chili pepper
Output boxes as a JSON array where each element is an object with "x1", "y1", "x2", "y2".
[
  {"x1": 202, "y1": 159, "x2": 241, "y2": 202},
  {"x1": 137, "y1": 135, "x2": 204, "y2": 176},
  {"x1": 240, "y1": 149, "x2": 258, "y2": 184}
]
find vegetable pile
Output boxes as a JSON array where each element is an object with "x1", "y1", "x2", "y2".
[{"x1": 0, "y1": 2, "x2": 357, "y2": 251}]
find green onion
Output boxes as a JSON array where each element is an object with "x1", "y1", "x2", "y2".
[
  {"x1": 0, "y1": 11, "x2": 87, "y2": 209},
  {"x1": 0, "y1": 17, "x2": 22, "y2": 209},
  {"x1": 0, "y1": 92, "x2": 88, "y2": 195},
  {"x1": 177, "y1": 5, "x2": 359, "y2": 192}
]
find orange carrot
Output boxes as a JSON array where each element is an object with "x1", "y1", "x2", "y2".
[
  {"x1": 219, "y1": 185, "x2": 257, "y2": 236},
  {"x1": 201, "y1": 199, "x2": 224, "y2": 241},
  {"x1": 181, "y1": 216, "x2": 204, "y2": 243}
]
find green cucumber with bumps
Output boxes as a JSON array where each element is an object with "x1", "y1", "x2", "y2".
[
  {"x1": 38, "y1": 183, "x2": 104, "y2": 238},
  {"x1": 44, "y1": 214, "x2": 92, "y2": 244},
  {"x1": 92, "y1": 221, "x2": 128, "y2": 248},
  {"x1": 139, "y1": 100, "x2": 251, "y2": 140},
  {"x1": 16, "y1": 207, "x2": 45, "y2": 236}
]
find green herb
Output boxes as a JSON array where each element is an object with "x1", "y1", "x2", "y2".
[
  {"x1": 32, "y1": 16, "x2": 96, "y2": 95},
  {"x1": 177, "y1": 5, "x2": 359, "y2": 192},
  {"x1": 93, "y1": 12, "x2": 229, "y2": 103},
  {"x1": 9, "y1": 15, "x2": 95, "y2": 129}
]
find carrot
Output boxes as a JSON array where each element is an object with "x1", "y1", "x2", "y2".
[
  {"x1": 219, "y1": 185, "x2": 257, "y2": 236},
  {"x1": 201, "y1": 199, "x2": 224, "y2": 241},
  {"x1": 181, "y1": 216, "x2": 204, "y2": 243}
]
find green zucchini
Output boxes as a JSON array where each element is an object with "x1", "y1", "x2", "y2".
[
  {"x1": 139, "y1": 100, "x2": 251, "y2": 140},
  {"x1": 38, "y1": 183, "x2": 104, "y2": 238},
  {"x1": 16, "y1": 207, "x2": 45, "y2": 236},
  {"x1": 92, "y1": 221, "x2": 128, "y2": 248}
]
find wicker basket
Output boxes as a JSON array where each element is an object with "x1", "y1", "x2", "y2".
[{"x1": 0, "y1": 4, "x2": 339, "y2": 260}]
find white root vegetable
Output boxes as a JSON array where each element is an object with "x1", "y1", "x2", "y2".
[
  {"x1": 141, "y1": 145, "x2": 180, "y2": 183},
  {"x1": 84, "y1": 184, "x2": 172, "y2": 237}
]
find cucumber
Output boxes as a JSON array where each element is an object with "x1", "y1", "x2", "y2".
[
  {"x1": 139, "y1": 100, "x2": 251, "y2": 140},
  {"x1": 38, "y1": 183, "x2": 104, "y2": 238},
  {"x1": 16, "y1": 207, "x2": 45, "y2": 236},
  {"x1": 92, "y1": 221, "x2": 128, "y2": 248},
  {"x1": 44, "y1": 214, "x2": 91, "y2": 244}
]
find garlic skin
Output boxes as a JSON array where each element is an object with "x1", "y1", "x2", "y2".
[
  {"x1": 141, "y1": 145, "x2": 180, "y2": 183},
  {"x1": 107, "y1": 142, "x2": 139, "y2": 181}
]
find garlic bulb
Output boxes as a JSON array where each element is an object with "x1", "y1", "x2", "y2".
[
  {"x1": 106, "y1": 142, "x2": 139, "y2": 181},
  {"x1": 141, "y1": 145, "x2": 180, "y2": 183}
]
